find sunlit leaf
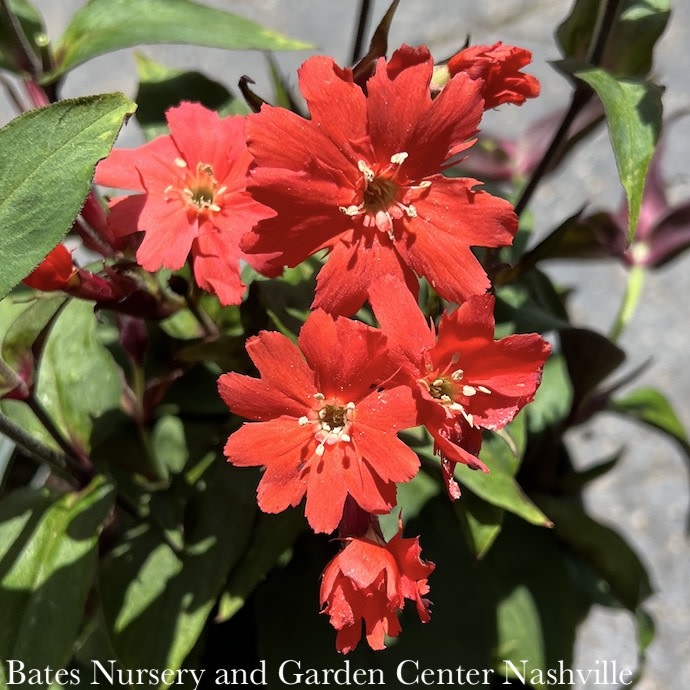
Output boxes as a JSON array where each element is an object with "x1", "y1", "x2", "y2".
[
  {"x1": 51, "y1": 0, "x2": 312, "y2": 79},
  {"x1": 0, "y1": 94, "x2": 136, "y2": 300},
  {"x1": 0, "y1": 478, "x2": 114, "y2": 685}
]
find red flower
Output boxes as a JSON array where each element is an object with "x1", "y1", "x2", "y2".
[
  {"x1": 23, "y1": 244, "x2": 77, "y2": 290},
  {"x1": 369, "y1": 276, "x2": 550, "y2": 497},
  {"x1": 320, "y1": 523, "x2": 434, "y2": 653},
  {"x1": 241, "y1": 45, "x2": 517, "y2": 316},
  {"x1": 217, "y1": 310, "x2": 419, "y2": 534},
  {"x1": 443, "y1": 42, "x2": 540, "y2": 109},
  {"x1": 95, "y1": 102, "x2": 275, "y2": 305}
]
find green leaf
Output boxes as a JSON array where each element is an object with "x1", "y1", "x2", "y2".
[
  {"x1": 217, "y1": 509, "x2": 305, "y2": 622},
  {"x1": 134, "y1": 53, "x2": 247, "y2": 141},
  {"x1": 494, "y1": 268, "x2": 571, "y2": 333},
  {"x1": 556, "y1": 0, "x2": 670, "y2": 78},
  {"x1": 557, "y1": 448, "x2": 623, "y2": 493},
  {"x1": 457, "y1": 425, "x2": 551, "y2": 527},
  {"x1": 608, "y1": 387, "x2": 690, "y2": 530},
  {"x1": 99, "y1": 462, "x2": 256, "y2": 674},
  {"x1": 453, "y1": 490, "x2": 504, "y2": 560},
  {"x1": 526, "y1": 354, "x2": 573, "y2": 434},
  {"x1": 572, "y1": 66, "x2": 663, "y2": 242},
  {"x1": 0, "y1": 478, "x2": 114, "y2": 685},
  {"x1": 483, "y1": 515, "x2": 580, "y2": 687},
  {"x1": 51, "y1": 0, "x2": 312, "y2": 79},
  {"x1": 0, "y1": 94, "x2": 136, "y2": 300},
  {"x1": 416, "y1": 416, "x2": 550, "y2": 527},
  {"x1": 151, "y1": 415, "x2": 188, "y2": 478},
  {"x1": 535, "y1": 494, "x2": 652, "y2": 611},
  {"x1": 0, "y1": 294, "x2": 66, "y2": 396},
  {"x1": 609, "y1": 387, "x2": 690, "y2": 451},
  {"x1": 560, "y1": 327, "x2": 626, "y2": 412},
  {"x1": 0, "y1": 0, "x2": 44, "y2": 73},
  {"x1": 36, "y1": 300, "x2": 122, "y2": 453}
]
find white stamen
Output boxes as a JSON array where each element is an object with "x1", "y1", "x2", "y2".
[
  {"x1": 339, "y1": 204, "x2": 362, "y2": 216},
  {"x1": 357, "y1": 160, "x2": 375, "y2": 182},
  {"x1": 390, "y1": 151, "x2": 408, "y2": 165},
  {"x1": 451, "y1": 369, "x2": 464, "y2": 381},
  {"x1": 314, "y1": 393, "x2": 325, "y2": 401},
  {"x1": 477, "y1": 385, "x2": 491, "y2": 394},
  {"x1": 463, "y1": 385, "x2": 477, "y2": 397},
  {"x1": 315, "y1": 443, "x2": 325, "y2": 457},
  {"x1": 298, "y1": 416, "x2": 309, "y2": 426},
  {"x1": 174, "y1": 157, "x2": 187, "y2": 168}
]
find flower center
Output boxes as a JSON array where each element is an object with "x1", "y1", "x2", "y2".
[
  {"x1": 421, "y1": 365, "x2": 492, "y2": 429},
  {"x1": 338, "y1": 153, "x2": 431, "y2": 241},
  {"x1": 298, "y1": 393, "x2": 355, "y2": 457},
  {"x1": 165, "y1": 159, "x2": 227, "y2": 216}
]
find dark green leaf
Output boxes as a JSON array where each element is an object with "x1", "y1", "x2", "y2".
[
  {"x1": 0, "y1": 0, "x2": 44, "y2": 73},
  {"x1": 0, "y1": 478, "x2": 114, "y2": 685},
  {"x1": 494, "y1": 268, "x2": 571, "y2": 333},
  {"x1": 0, "y1": 94, "x2": 136, "y2": 300},
  {"x1": 535, "y1": 494, "x2": 653, "y2": 611},
  {"x1": 36, "y1": 300, "x2": 122, "y2": 452},
  {"x1": 571, "y1": 65, "x2": 663, "y2": 242},
  {"x1": 526, "y1": 354, "x2": 573, "y2": 434},
  {"x1": 557, "y1": 448, "x2": 623, "y2": 493},
  {"x1": 483, "y1": 515, "x2": 580, "y2": 687},
  {"x1": 218, "y1": 509, "x2": 305, "y2": 622},
  {"x1": 609, "y1": 387, "x2": 690, "y2": 450},
  {"x1": 556, "y1": 0, "x2": 670, "y2": 77},
  {"x1": 51, "y1": 0, "x2": 312, "y2": 79},
  {"x1": 520, "y1": 208, "x2": 617, "y2": 265},
  {"x1": 99, "y1": 462, "x2": 255, "y2": 673},
  {"x1": 454, "y1": 490, "x2": 504, "y2": 560},
  {"x1": 560, "y1": 327, "x2": 626, "y2": 413},
  {"x1": 134, "y1": 53, "x2": 247, "y2": 141}
]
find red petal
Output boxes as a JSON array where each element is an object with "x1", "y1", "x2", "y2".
[
  {"x1": 298, "y1": 56, "x2": 368, "y2": 148},
  {"x1": 303, "y1": 448, "x2": 349, "y2": 533},
  {"x1": 244, "y1": 330, "x2": 316, "y2": 406},
  {"x1": 95, "y1": 136, "x2": 180, "y2": 193},
  {"x1": 136, "y1": 200, "x2": 197, "y2": 270},
  {"x1": 366, "y1": 46, "x2": 482, "y2": 177},
  {"x1": 191, "y1": 230, "x2": 244, "y2": 306},
  {"x1": 167, "y1": 103, "x2": 244, "y2": 179},
  {"x1": 368, "y1": 274, "x2": 432, "y2": 364},
  {"x1": 312, "y1": 235, "x2": 418, "y2": 317},
  {"x1": 218, "y1": 372, "x2": 308, "y2": 421},
  {"x1": 106, "y1": 195, "x2": 146, "y2": 238},
  {"x1": 298, "y1": 310, "x2": 391, "y2": 400}
]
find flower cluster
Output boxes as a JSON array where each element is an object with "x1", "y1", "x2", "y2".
[{"x1": 41, "y1": 41, "x2": 547, "y2": 653}]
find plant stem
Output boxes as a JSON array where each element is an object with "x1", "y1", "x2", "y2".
[
  {"x1": 0, "y1": 409, "x2": 77, "y2": 485},
  {"x1": 610, "y1": 264, "x2": 645, "y2": 342},
  {"x1": 514, "y1": 0, "x2": 623, "y2": 219},
  {"x1": 26, "y1": 396, "x2": 92, "y2": 478},
  {"x1": 350, "y1": 0, "x2": 372, "y2": 64},
  {"x1": 0, "y1": 0, "x2": 41, "y2": 79},
  {"x1": 0, "y1": 358, "x2": 29, "y2": 399}
]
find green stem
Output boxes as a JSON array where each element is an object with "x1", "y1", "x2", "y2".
[
  {"x1": 610, "y1": 264, "x2": 645, "y2": 342},
  {"x1": 514, "y1": 0, "x2": 623, "y2": 219},
  {"x1": 0, "y1": 0, "x2": 41, "y2": 78},
  {"x1": 0, "y1": 409, "x2": 77, "y2": 485}
]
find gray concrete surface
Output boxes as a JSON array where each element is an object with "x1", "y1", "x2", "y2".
[{"x1": 2, "y1": 1, "x2": 688, "y2": 687}]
